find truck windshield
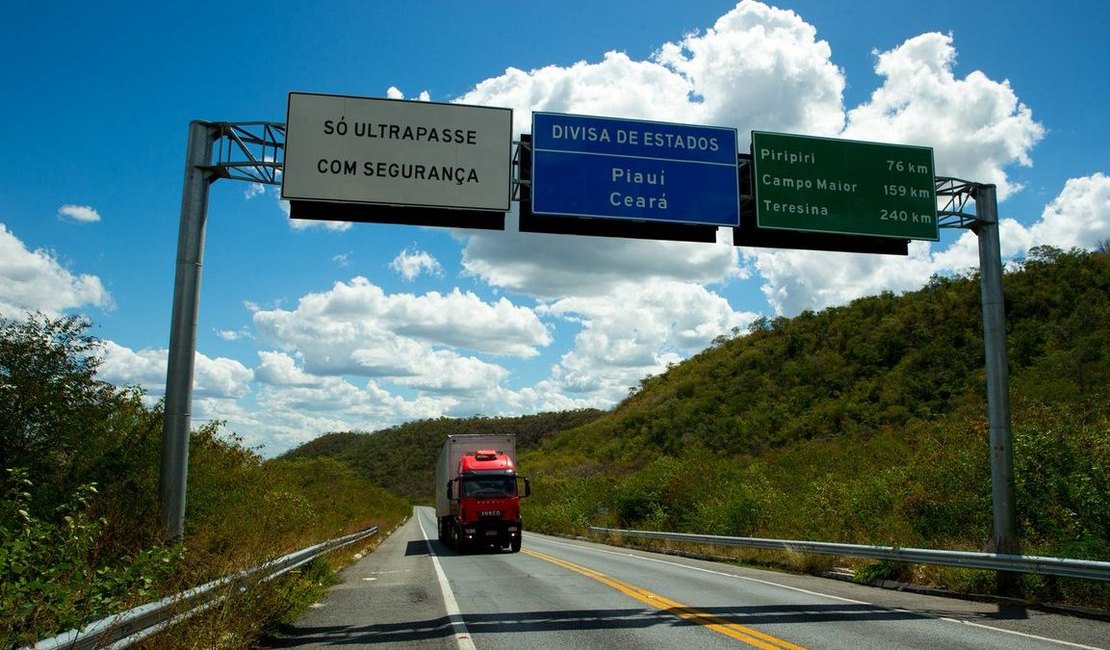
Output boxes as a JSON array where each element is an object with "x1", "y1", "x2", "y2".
[{"x1": 461, "y1": 476, "x2": 517, "y2": 498}]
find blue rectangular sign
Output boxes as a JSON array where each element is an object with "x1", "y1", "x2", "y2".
[{"x1": 531, "y1": 112, "x2": 739, "y2": 227}]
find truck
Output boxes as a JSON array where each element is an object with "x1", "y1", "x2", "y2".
[{"x1": 435, "y1": 434, "x2": 530, "y2": 553}]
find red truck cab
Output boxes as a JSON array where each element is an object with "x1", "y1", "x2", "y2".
[{"x1": 444, "y1": 449, "x2": 530, "y2": 552}]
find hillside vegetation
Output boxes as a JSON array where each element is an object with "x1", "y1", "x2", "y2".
[
  {"x1": 282, "y1": 409, "x2": 605, "y2": 501},
  {"x1": 0, "y1": 313, "x2": 410, "y2": 647},
  {"x1": 294, "y1": 246, "x2": 1110, "y2": 607},
  {"x1": 523, "y1": 245, "x2": 1110, "y2": 604},
  {"x1": 549, "y1": 245, "x2": 1108, "y2": 463}
]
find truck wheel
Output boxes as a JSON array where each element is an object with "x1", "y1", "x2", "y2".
[
  {"x1": 510, "y1": 537, "x2": 522, "y2": 553},
  {"x1": 452, "y1": 524, "x2": 467, "y2": 554}
]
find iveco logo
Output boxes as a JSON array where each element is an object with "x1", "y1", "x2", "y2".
[{"x1": 480, "y1": 510, "x2": 502, "y2": 517}]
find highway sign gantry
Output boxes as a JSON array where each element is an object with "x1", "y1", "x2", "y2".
[
  {"x1": 282, "y1": 92, "x2": 513, "y2": 212},
  {"x1": 752, "y1": 131, "x2": 939, "y2": 240},
  {"x1": 531, "y1": 112, "x2": 740, "y2": 227}
]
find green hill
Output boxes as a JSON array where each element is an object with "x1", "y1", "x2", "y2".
[
  {"x1": 521, "y1": 245, "x2": 1109, "y2": 604},
  {"x1": 281, "y1": 410, "x2": 605, "y2": 502},
  {"x1": 543, "y1": 245, "x2": 1108, "y2": 464}
]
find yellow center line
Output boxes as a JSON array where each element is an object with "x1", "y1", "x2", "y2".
[{"x1": 522, "y1": 548, "x2": 807, "y2": 650}]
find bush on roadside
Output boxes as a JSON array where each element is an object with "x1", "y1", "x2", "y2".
[{"x1": 0, "y1": 312, "x2": 410, "y2": 646}]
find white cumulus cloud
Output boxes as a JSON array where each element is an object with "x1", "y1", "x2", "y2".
[
  {"x1": 99, "y1": 341, "x2": 254, "y2": 400},
  {"x1": 254, "y1": 278, "x2": 550, "y2": 359},
  {"x1": 536, "y1": 280, "x2": 758, "y2": 403},
  {"x1": 390, "y1": 247, "x2": 444, "y2": 280},
  {"x1": 244, "y1": 183, "x2": 266, "y2": 200},
  {"x1": 57, "y1": 204, "x2": 101, "y2": 223},
  {"x1": 1028, "y1": 173, "x2": 1110, "y2": 250},
  {"x1": 459, "y1": 1, "x2": 845, "y2": 139},
  {"x1": 216, "y1": 327, "x2": 252, "y2": 341},
  {"x1": 843, "y1": 32, "x2": 1044, "y2": 199},
  {"x1": 655, "y1": 1, "x2": 846, "y2": 137},
  {"x1": 256, "y1": 350, "x2": 325, "y2": 387},
  {"x1": 250, "y1": 277, "x2": 551, "y2": 409},
  {"x1": 0, "y1": 222, "x2": 112, "y2": 317}
]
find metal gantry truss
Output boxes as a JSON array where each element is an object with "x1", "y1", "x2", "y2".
[
  {"x1": 936, "y1": 176, "x2": 981, "y2": 231},
  {"x1": 511, "y1": 139, "x2": 528, "y2": 202},
  {"x1": 211, "y1": 121, "x2": 285, "y2": 185},
  {"x1": 203, "y1": 124, "x2": 988, "y2": 234}
]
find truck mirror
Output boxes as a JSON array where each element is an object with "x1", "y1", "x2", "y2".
[
  {"x1": 522, "y1": 476, "x2": 531, "y2": 498},
  {"x1": 447, "y1": 480, "x2": 455, "y2": 500}
]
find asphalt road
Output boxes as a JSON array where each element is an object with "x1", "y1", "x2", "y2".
[{"x1": 266, "y1": 507, "x2": 1109, "y2": 649}]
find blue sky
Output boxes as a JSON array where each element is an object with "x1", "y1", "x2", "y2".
[{"x1": 2, "y1": 1, "x2": 1107, "y2": 456}]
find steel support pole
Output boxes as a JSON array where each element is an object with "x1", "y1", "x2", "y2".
[
  {"x1": 974, "y1": 184, "x2": 1021, "y2": 593},
  {"x1": 160, "y1": 121, "x2": 217, "y2": 542}
]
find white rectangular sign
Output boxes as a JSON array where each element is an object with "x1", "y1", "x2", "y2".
[{"x1": 282, "y1": 92, "x2": 512, "y2": 211}]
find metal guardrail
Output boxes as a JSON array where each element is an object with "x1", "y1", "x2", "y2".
[
  {"x1": 590, "y1": 527, "x2": 1110, "y2": 582},
  {"x1": 28, "y1": 525, "x2": 380, "y2": 650}
]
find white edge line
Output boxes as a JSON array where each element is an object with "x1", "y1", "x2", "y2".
[
  {"x1": 939, "y1": 618, "x2": 1106, "y2": 650},
  {"x1": 417, "y1": 511, "x2": 477, "y2": 650},
  {"x1": 540, "y1": 536, "x2": 1104, "y2": 649}
]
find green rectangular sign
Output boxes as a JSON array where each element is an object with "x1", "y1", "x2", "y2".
[{"x1": 752, "y1": 131, "x2": 938, "y2": 241}]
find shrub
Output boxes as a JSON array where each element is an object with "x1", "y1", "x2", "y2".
[{"x1": 0, "y1": 469, "x2": 182, "y2": 647}]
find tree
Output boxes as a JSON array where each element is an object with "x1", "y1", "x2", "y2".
[{"x1": 0, "y1": 312, "x2": 146, "y2": 513}]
